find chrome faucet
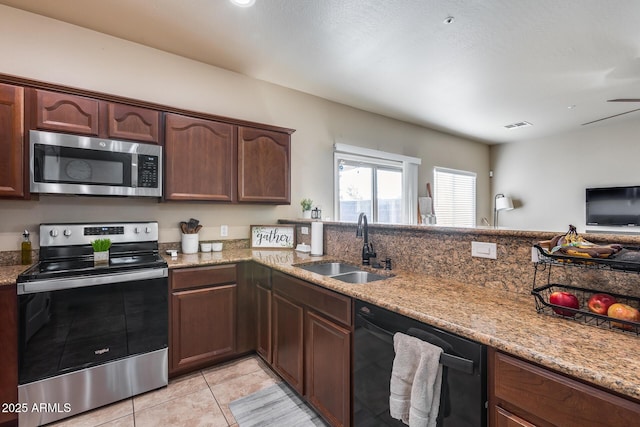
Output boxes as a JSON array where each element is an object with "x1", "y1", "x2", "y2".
[{"x1": 356, "y1": 213, "x2": 376, "y2": 265}]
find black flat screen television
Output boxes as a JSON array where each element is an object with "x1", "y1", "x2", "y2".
[{"x1": 586, "y1": 186, "x2": 640, "y2": 226}]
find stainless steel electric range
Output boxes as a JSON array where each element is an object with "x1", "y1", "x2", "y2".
[{"x1": 16, "y1": 222, "x2": 168, "y2": 427}]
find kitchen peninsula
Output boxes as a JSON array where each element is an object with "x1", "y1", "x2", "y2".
[{"x1": 2, "y1": 223, "x2": 640, "y2": 426}]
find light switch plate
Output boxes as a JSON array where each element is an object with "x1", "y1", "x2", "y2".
[
  {"x1": 301, "y1": 226, "x2": 309, "y2": 235},
  {"x1": 220, "y1": 225, "x2": 228, "y2": 237},
  {"x1": 471, "y1": 241, "x2": 497, "y2": 259}
]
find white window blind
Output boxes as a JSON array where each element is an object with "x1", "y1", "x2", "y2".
[{"x1": 433, "y1": 167, "x2": 477, "y2": 227}]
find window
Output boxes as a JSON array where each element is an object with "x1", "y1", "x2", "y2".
[
  {"x1": 433, "y1": 167, "x2": 477, "y2": 227},
  {"x1": 334, "y1": 144, "x2": 420, "y2": 224}
]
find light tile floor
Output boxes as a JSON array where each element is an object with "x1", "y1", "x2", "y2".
[{"x1": 48, "y1": 355, "x2": 284, "y2": 427}]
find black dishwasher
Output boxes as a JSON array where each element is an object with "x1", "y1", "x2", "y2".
[{"x1": 353, "y1": 300, "x2": 487, "y2": 427}]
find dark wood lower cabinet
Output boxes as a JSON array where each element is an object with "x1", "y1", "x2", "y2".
[
  {"x1": 169, "y1": 264, "x2": 239, "y2": 376},
  {"x1": 0, "y1": 285, "x2": 18, "y2": 427},
  {"x1": 272, "y1": 293, "x2": 304, "y2": 395},
  {"x1": 269, "y1": 270, "x2": 352, "y2": 427},
  {"x1": 305, "y1": 310, "x2": 351, "y2": 427},
  {"x1": 171, "y1": 284, "x2": 236, "y2": 374},
  {"x1": 256, "y1": 283, "x2": 272, "y2": 363},
  {"x1": 489, "y1": 347, "x2": 640, "y2": 427}
]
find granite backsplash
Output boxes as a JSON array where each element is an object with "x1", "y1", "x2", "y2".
[{"x1": 287, "y1": 220, "x2": 640, "y2": 298}]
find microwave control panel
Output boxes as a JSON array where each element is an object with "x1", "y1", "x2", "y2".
[{"x1": 138, "y1": 155, "x2": 159, "y2": 188}]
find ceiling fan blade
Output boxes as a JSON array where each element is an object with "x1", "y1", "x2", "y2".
[
  {"x1": 581, "y1": 107, "x2": 640, "y2": 125},
  {"x1": 607, "y1": 99, "x2": 640, "y2": 102}
]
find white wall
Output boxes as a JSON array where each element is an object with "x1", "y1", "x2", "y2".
[
  {"x1": 0, "y1": 5, "x2": 490, "y2": 251},
  {"x1": 490, "y1": 116, "x2": 640, "y2": 233}
]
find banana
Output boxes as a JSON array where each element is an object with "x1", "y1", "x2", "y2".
[{"x1": 551, "y1": 225, "x2": 623, "y2": 258}]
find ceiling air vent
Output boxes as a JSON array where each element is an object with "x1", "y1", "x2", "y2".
[{"x1": 504, "y1": 121, "x2": 532, "y2": 130}]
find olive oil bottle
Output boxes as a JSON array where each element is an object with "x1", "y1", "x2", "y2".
[{"x1": 21, "y1": 229, "x2": 32, "y2": 265}]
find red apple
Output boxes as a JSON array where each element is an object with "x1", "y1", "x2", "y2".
[
  {"x1": 587, "y1": 293, "x2": 617, "y2": 315},
  {"x1": 607, "y1": 303, "x2": 640, "y2": 331},
  {"x1": 549, "y1": 291, "x2": 579, "y2": 317}
]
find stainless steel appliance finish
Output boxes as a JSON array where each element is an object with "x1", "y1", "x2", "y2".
[
  {"x1": 17, "y1": 222, "x2": 168, "y2": 427},
  {"x1": 354, "y1": 300, "x2": 487, "y2": 427},
  {"x1": 30, "y1": 130, "x2": 162, "y2": 197},
  {"x1": 18, "y1": 349, "x2": 167, "y2": 427}
]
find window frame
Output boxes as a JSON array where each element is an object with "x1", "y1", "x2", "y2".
[
  {"x1": 333, "y1": 143, "x2": 421, "y2": 224},
  {"x1": 433, "y1": 166, "x2": 477, "y2": 227}
]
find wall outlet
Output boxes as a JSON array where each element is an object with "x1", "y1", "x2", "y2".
[
  {"x1": 220, "y1": 225, "x2": 228, "y2": 237},
  {"x1": 471, "y1": 241, "x2": 497, "y2": 259},
  {"x1": 301, "y1": 226, "x2": 309, "y2": 235}
]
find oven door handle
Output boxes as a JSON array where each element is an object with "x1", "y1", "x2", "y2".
[
  {"x1": 357, "y1": 313, "x2": 475, "y2": 374},
  {"x1": 17, "y1": 268, "x2": 168, "y2": 295}
]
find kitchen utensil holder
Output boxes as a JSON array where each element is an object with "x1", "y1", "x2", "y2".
[{"x1": 181, "y1": 233, "x2": 199, "y2": 254}]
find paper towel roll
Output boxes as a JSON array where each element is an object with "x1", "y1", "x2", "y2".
[{"x1": 311, "y1": 221, "x2": 324, "y2": 256}]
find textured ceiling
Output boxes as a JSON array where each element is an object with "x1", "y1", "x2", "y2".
[{"x1": 2, "y1": 0, "x2": 640, "y2": 144}]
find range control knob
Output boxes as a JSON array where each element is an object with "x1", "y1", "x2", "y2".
[
  {"x1": 145, "y1": 227, "x2": 151, "y2": 234},
  {"x1": 134, "y1": 227, "x2": 141, "y2": 234},
  {"x1": 49, "y1": 229, "x2": 59, "y2": 237},
  {"x1": 63, "y1": 229, "x2": 72, "y2": 237}
]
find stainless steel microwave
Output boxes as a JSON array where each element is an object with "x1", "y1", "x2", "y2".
[{"x1": 30, "y1": 130, "x2": 162, "y2": 197}]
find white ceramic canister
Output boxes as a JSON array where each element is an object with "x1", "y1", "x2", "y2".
[{"x1": 181, "y1": 233, "x2": 199, "y2": 254}]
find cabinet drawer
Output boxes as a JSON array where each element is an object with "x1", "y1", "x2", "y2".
[
  {"x1": 272, "y1": 271, "x2": 351, "y2": 326},
  {"x1": 171, "y1": 264, "x2": 237, "y2": 291},
  {"x1": 493, "y1": 351, "x2": 640, "y2": 427}
]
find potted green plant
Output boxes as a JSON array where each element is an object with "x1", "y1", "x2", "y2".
[
  {"x1": 91, "y1": 238, "x2": 111, "y2": 265},
  {"x1": 301, "y1": 198, "x2": 313, "y2": 218}
]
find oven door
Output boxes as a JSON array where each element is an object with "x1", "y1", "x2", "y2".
[
  {"x1": 30, "y1": 130, "x2": 161, "y2": 197},
  {"x1": 18, "y1": 271, "x2": 168, "y2": 385}
]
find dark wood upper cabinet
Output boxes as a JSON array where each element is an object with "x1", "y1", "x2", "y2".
[
  {"x1": 32, "y1": 89, "x2": 161, "y2": 143},
  {"x1": 164, "y1": 113, "x2": 237, "y2": 201},
  {"x1": 238, "y1": 126, "x2": 291, "y2": 204},
  {"x1": 33, "y1": 89, "x2": 100, "y2": 136},
  {"x1": 0, "y1": 83, "x2": 25, "y2": 198},
  {"x1": 105, "y1": 103, "x2": 160, "y2": 144}
]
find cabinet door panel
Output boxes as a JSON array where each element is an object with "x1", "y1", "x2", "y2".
[
  {"x1": 107, "y1": 103, "x2": 160, "y2": 143},
  {"x1": 34, "y1": 90, "x2": 99, "y2": 135},
  {"x1": 238, "y1": 127, "x2": 290, "y2": 203},
  {"x1": 256, "y1": 284, "x2": 272, "y2": 363},
  {"x1": 165, "y1": 113, "x2": 236, "y2": 201},
  {"x1": 171, "y1": 284, "x2": 236, "y2": 373},
  {"x1": 272, "y1": 293, "x2": 304, "y2": 394},
  {"x1": 305, "y1": 310, "x2": 351, "y2": 427},
  {"x1": 0, "y1": 83, "x2": 25, "y2": 198}
]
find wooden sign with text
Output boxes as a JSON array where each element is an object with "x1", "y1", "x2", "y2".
[{"x1": 250, "y1": 225, "x2": 296, "y2": 249}]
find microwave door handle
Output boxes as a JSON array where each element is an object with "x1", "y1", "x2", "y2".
[{"x1": 131, "y1": 153, "x2": 138, "y2": 187}]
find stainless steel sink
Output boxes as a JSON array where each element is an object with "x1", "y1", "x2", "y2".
[
  {"x1": 295, "y1": 262, "x2": 390, "y2": 284},
  {"x1": 296, "y1": 262, "x2": 361, "y2": 276},
  {"x1": 330, "y1": 270, "x2": 388, "y2": 284}
]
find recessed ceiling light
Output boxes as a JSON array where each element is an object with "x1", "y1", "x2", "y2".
[{"x1": 230, "y1": 0, "x2": 255, "y2": 7}]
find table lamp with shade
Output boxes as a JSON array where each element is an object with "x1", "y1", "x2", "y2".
[{"x1": 494, "y1": 193, "x2": 514, "y2": 227}]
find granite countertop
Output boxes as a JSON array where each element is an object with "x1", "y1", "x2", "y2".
[{"x1": 3, "y1": 249, "x2": 639, "y2": 402}]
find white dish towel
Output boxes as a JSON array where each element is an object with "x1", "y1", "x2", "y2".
[{"x1": 389, "y1": 332, "x2": 444, "y2": 427}]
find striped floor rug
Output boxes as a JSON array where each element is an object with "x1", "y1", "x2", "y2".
[{"x1": 229, "y1": 382, "x2": 328, "y2": 427}]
